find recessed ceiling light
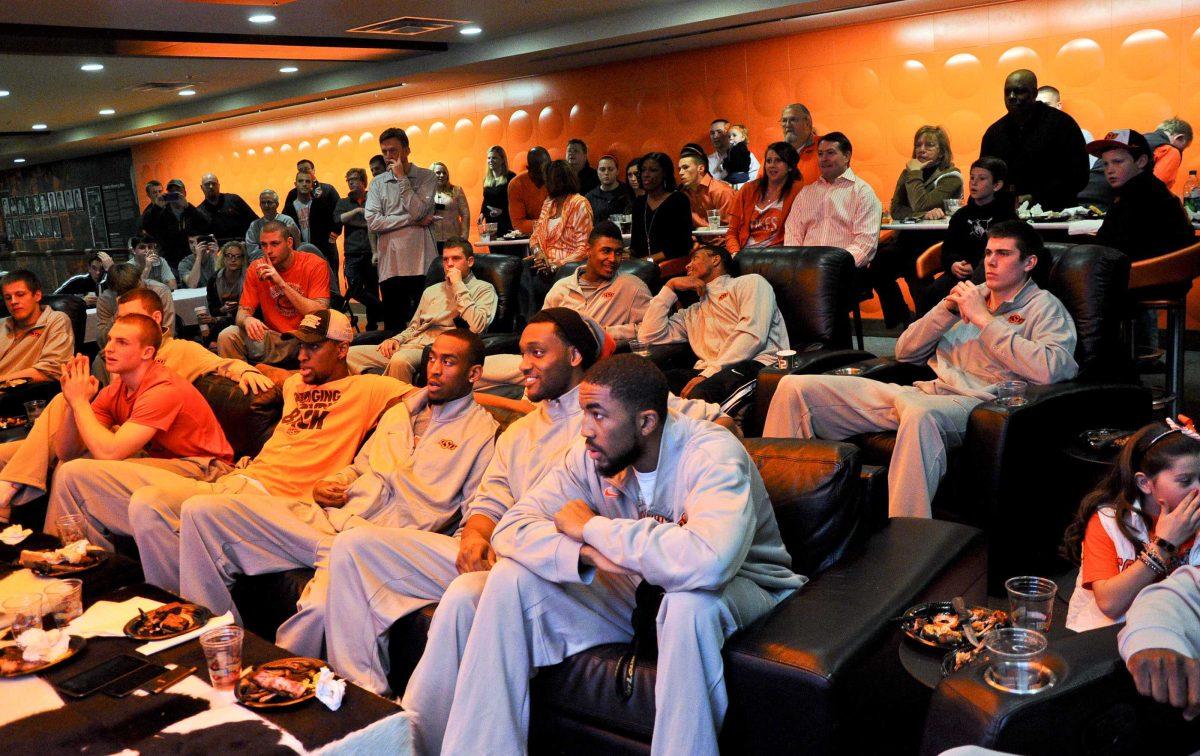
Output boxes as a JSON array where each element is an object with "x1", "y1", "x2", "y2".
[
  {"x1": 279, "y1": 66, "x2": 299, "y2": 73},
  {"x1": 178, "y1": 89, "x2": 196, "y2": 97},
  {"x1": 31, "y1": 123, "x2": 47, "y2": 130},
  {"x1": 13, "y1": 158, "x2": 25, "y2": 163},
  {"x1": 248, "y1": 13, "x2": 276, "y2": 23},
  {"x1": 0, "y1": 90, "x2": 9, "y2": 97},
  {"x1": 80, "y1": 63, "x2": 104, "y2": 72},
  {"x1": 99, "y1": 108, "x2": 115, "y2": 115},
  {"x1": 460, "y1": 25, "x2": 482, "y2": 36}
]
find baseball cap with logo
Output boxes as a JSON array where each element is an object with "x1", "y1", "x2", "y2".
[
  {"x1": 1086, "y1": 129, "x2": 1153, "y2": 164},
  {"x1": 290, "y1": 309, "x2": 354, "y2": 344},
  {"x1": 166, "y1": 179, "x2": 186, "y2": 191}
]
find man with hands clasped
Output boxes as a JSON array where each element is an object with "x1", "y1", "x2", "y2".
[
  {"x1": 347, "y1": 238, "x2": 496, "y2": 382},
  {"x1": 436, "y1": 355, "x2": 803, "y2": 755},
  {"x1": 764, "y1": 220, "x2": 1079, "y2": 518}
]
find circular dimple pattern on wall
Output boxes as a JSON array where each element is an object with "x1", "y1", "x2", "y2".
[
  {"x1": 1118, "y1": 91, "x2": 1173, "y2": 127},
  {"x1": 453, "y1": 118, "x2": 476, "y2": 151},
  {"x1": 1119, "y1": 29, "x2": 1172, "y2": 81},
  {"x1": 358, "y1": 132, "x2": 373, "y2": 145},
  {"x1": 456, "y1": 156, "x2": 481, "y2": 191},
  {"x1": 405, "y1": 125, "x2": 424, "y2": 155},
  {"x1": 509, "y1": 110, "x2": 533, "y2": 143},
  {"x1": 713, "y1": 81, "x2": 746, "y2": 121},
  {"x1": 752, "y1": 77, "x2": 791, "y2": 118},
  {"x1": 844, "y1": 117, "x2": 884, "y2": 162},
  {"x1": 890, "y1": 113, "x2": 929, "y2": 157},
  {"x1": 944, "y1": 110, "x2": 986, "y2": 158},
  {"x1": 428, "y1": 122, "x2": 450, "y2": 153},
  {"x1": 942, "y1": 54, "x2": 983, "y2": 98},
  {"x1": 479, "y1": 114, "x2": 503, "y2": 147},
  {"x1": 890, "y1": 60, "x2": 930, "y2": 104},
  {"x1": 538, "y1": 105, "x2": 564, "y2": 141},
  {"x1": 1054, "y1": 38, "x2": 1104, "y2": 87},
  {"x1": 316, "y1": 138, "x2": 330, "y2": 150},
  {"x1": 841, "y1": 65, "x2": 881, "y2": 109},
  {"x1": 672, "y1": 90, "x2": 708, "y2": 128},
  {"x1": 1066, "y1": 98, "x2": 1104, "y2": 136},
  {"x1": 793, "y1": 69, "x2": 832, "y2": 106},
  {"x1": 568, "y1": 103, "x2": 597, "y2": 137},
  {"x1": 337, "y1": 135, "x2": 352, "y2": 148},
  {"x1": 602, "y1": 100, "x2": 633, "y2": 129},
  {"x1": 1188, "y1": 26, "x2": 1200, "y2": 67},
  {"x1": 998, "y1": 46, "x2": 1041, "y2": 73},
  {"x1": 637, "y1": 95, "x2": 670, "y2": 131}
]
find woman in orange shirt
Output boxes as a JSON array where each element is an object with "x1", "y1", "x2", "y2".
[
  {"x1": 524, "y1": 160, "x2": 594, "y2": 315},
  {"x1": 725, "y1": 141, "x2": 802, "y2": 254}
]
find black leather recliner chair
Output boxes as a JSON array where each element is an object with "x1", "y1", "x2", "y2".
[
  {"x1": 230, "y1": 437, "x2": 986, "y2": 755},
  {"x1": 351, "y1": 253, "x2": 523, "y2": 355},
  {"x1": 755, "y1": 243, "x2": 1152, "y2": 593},
  {"x1": 0, "y1": 293, "x2": 89, "y2": 415},
  {"x1": 552, "y1": 257, "x2": 662, "y2": 295}
]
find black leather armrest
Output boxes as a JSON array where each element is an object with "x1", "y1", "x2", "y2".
[
  {"x1": 921, "y1": 623, "x2": 1200, "y2": 755},
  {"x1": 351, "y1": 328, "x2": 401, "y2": 347},
  {"x1": 960, "y1": 381, "x2": 1152, "y2": 592},
  {"x1": 746, "y1": 349, "x2": 874, "y2": 437},
  {"x1": 0, "y1": 380, "x2": 60, "y2": 416},
  {"x1": 839, "y1": 356, "x2": 937, "y2": 384},
  {"x1": 481, "y1": 332, "x2": 519, "y2": 356},
  {"x1": 645, "y1": 342, "x2": 697, "y2": 373}
]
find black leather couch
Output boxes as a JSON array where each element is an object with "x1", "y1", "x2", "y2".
[
  {"x1": 755, "y1": 243, "x2": 1152, "y2": 592},
  {"x1": 921, "y1": 623, "x2": 1200, "y2": 755},
  {"x1": 553, "y1": 257, "x2": 662, "y2": 294},
  {"x1": 231, "y1": 434, "x2": 985, "y2": 754}
]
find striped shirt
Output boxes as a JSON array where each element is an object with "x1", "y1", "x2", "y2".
[
  {"x1": 783, "y1": 166, "x2": 882, "y2": 267},
  {"x1": 529, "y1": 194, "x2": 593, "y2": 266}
]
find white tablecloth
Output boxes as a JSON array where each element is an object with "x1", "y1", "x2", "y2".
[{"x1": 84, "y1": 287, "x2": 208, "y2": 343}]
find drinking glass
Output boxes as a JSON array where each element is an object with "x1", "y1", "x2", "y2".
[
  {"x1": 56, "y1": 514, "x2": 87, "y2": 546},
  {"x1": 628, "y1": 340, "x2": 652, "y2": 358},
  {"x1": 984, "y1": 627, "x2": 1049, "y2": 693},
  {"x1": 1006, "y1": 576, "x2": 1057, "y2": 632},
  {"x1": 4, "y1": 594, "x2": 43, "y2": 640},
  {"x1": 42, "y1": 579, "x2": 83, "y2": 628},
  {"x1": 995, "y1": 380, "x2": 1028, "y2": 407},
  {"x1": 23, "y1": 400, "x2": 46, "y2": 423},
  {"x1": 199, "y1": 625, "x2": 244, "y2": 692},
  {"x1": 943, "y1": 199, "x2": 963, "y2": 216},
  {"x1": 707, "y1": 209, "x2": 722, "y2": 228}
]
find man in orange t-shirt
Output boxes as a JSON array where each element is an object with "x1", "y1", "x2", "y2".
[
  {"x1": 507, "y1": 147, "x2": 551, "y2": 236},
  {"x1": 217, "y1": 220, "x2": 330, "y2": 365},
  {"x1": 782, "y1": 103, "x2": 820, "y2": 187},
  {"x1": 44, "y1": 313, "x2": 234, "y2": 550}
]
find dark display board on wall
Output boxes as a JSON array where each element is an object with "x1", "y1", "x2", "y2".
[{"x1": 0, "y1": 148, "x2": 139, "y2": 251}]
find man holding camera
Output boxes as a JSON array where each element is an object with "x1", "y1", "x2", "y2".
[
  {"x1": 180, "y1": 233, "x2": 219, "y2": 289},
  {"x1": 143, "y1": 179, "x2": 210, "y2": 273}
]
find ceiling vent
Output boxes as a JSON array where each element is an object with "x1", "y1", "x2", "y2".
[
  {"x1": 131, "y1": 80, "x2": 206, "y2": 93},
  {"x1": 347, "y1": 17, "x2": 465, "y2": 36}
]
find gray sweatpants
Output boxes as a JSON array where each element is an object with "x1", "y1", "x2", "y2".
[
  {"x1": 439, "y1": 558, "x2": 782, "y2": 756},
  {"x1": 43, "y1": 457, "x2": 231, "y2": 552},
  {"x1": 347, "y1": 344, "x2": 424, "y2": 382},
  {"x1": 323, "y1": 526, "x2": 462, "y2": 697},
  {"x1": 762, "y1": 374, "x2": 979, "y2": 518},
  {"x1": 217, "y1": 325, "x2": 300, "y2": 366},
  {"x1": 178, "y1": 495, "x2": 338, "y2": 632}
]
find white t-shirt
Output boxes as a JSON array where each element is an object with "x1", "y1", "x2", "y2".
[{"x1": 633, "y1": 468, "x2": 658, "y2": 516}]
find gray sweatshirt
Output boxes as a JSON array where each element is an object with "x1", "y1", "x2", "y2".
[
  {"x1": 543, "y1": 270, "x2": 652, "y2": 341},
  {"x1": 466, "y1": 384, "x2": 724, "y2": 525},
  {"x1": 492, "y1": 411, "x2": 805, "y2": 593},
  {"x1": 325, "y1": 389, "x2": 498, "y2": 534},
  {"x1": 394, "y1": 274, "x2": 497, "y2": 350},
  {"x1": 894, "y1": 279, "x2": 1078, "y2": 400},
  {"x1": 1119, "y1": 564, "x2": 1200, "y2": 661},
  {"x1": 638, "y1": 273, "x2": 789, "y2": 378}
]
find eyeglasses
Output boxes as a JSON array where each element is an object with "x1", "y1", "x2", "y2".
[{"x1": 223, "y1": 254, "x2": 245, "y2": 261}]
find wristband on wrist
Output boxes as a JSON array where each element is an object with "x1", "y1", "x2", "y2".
[
  {"x1": 1153, "y1": 535, "x2": 1179, "y2": 554},
  {"x1": 1139, "y1": 548, "x2": 1168, "y2": 577}
]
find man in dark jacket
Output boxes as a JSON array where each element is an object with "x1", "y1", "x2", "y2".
[
  {"x1": 980, "y1": 70, "x2": 1089, "y2": 210},
  {"x1": 143, "y1": 179, "x2": 210, "y2": 273},
  {"x1": 281, "y1": 170, "x2": 343, "y2": 305},
  {"x1": 1091, "y1": 129, "x2": 1194, "y2": 261},
  {"x1": 198, "y1": 173, "x2": 258, "y2": 243}
]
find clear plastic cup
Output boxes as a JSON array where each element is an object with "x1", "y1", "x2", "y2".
[
  {"x1": 944, "y1": 198, "x2": 963, "y2": 216},
  {"x1": 984, "y1": 626, "x2": 1048, "y2": 693},
  {"x1": 995, "y1": 380, "x2": 1028, "y2": 407},
  {"x1": 42, "y1": 579, "x2": 83, "y2": 628},
  {"x1": 56, "y1": 514, "x2": 87, "y2": 546},
  {"x1": 707, "y1": 209, "x2": 722, "y2": 228},
  {"x1": 628, "y1": 340, "x2": 651, "y2": 358},
  {"x1": 4, "y1": 593, "x2": 43, "y2": 639},
  {"x1": 199, "y1": 625, "x2": 244, "y2": 691},
  {"x1": 1006, "y1": 575, "x2": 1057, "y2": 632},
  {"x1": 23, "y1": 400, "x2": 46, "y2": 423}
]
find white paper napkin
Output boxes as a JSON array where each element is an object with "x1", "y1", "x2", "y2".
[
  {"x1": 136, "y1": 611, "x2": 234, "y2": 656},
  {"x1": 1067, "y1": 219, "x2": 1103, "y2": 235},
  {"x1": 66, "y1": 596, "x2": 166, "y2": 638}
]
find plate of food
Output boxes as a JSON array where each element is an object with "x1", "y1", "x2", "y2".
[
  {"x1": 123, "y1": 602, "x2": 212, "y2": 641},
  {"x1": 0, "y1": 416, "x2": 28, "y2": 430},
  {"x1": 236, "y1": 657, "x2": 324, "y2": 708},
  {"x1": 0, "y1": 378, "x2": 30, "y2": 390},
  {"x1": 900, "y1": 602, "x2": 1009, "y2": 650},
  {"x1": 19, "y1": 540, "x2": 108, "y2": 576},
  {"x1": 942, "y1": 644, "x2": 987, "y2": 676},
  {"x1": 0, "y1": 630, "x2": 85, "y2": 678}
]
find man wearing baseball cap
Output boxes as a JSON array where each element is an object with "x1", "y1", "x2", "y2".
[
  {"x1": 1090, "y1": 129, "x2": 1194, "y2": 261},
  {"x1": 121, "y1": 307, "x2": 415, "y2": 595},
  {"x1": 142, "y1": 178, "x2": 210, "y2": 272}
]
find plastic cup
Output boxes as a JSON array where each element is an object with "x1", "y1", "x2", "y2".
[
  {"x1": 707, "y1": 209, "x2": 722, "y2": 228},
  {"x1": 42, "y1": 579, "x2": 83, "y2": 628},
  {"x1": 984, "y1": 627, "x2": 1048, "y2": 693},
  {"x1": 628, "y1": 340, "x2": 652, "y2": 358},
  {"x1": 4, "y1": 594, "x2": 43, "y2": 639},
  {"x1": 995, "y1": 380, "x2": 1028, "y2": 407},
  {"x1": 1006, "y1": 575, "x2": 1057, "y2": 632},
  {"x1": 56, "y1": 514, "x2": 87, "y2": 546},
  {"x1": 199, "y1": 625, "x2": 244, "y2": 691},
  {"x1": 775, "y1": 349, "x2": 798, "y2": 370},
  {"x1": 23, "y1": 400, "x2": 46, "y2": 423},
  {"x1": 943, "y1": 199, "x2": 963, "y2": 216}
]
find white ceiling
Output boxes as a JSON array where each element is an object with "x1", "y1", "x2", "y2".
[{"x1": 0, "y1": 0, "x2": 997, "y2": 166}]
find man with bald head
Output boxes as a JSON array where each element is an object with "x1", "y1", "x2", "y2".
[
  {"x1": 246, "y1": 189, "x2": 301, "y2": 261},
  {"x1": 781, "y1": 103, "x2": 820, "y2": 185},
  {"x1": 198, "y1": 173, "x2": 258, "y2": 244},
  {"x1": 980, "y1": 69, "x2": 1089, "y2": 210}
]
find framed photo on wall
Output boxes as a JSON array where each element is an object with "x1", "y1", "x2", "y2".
[
  {"x1": 73, "y1": 188, "x2": 83, "y2": 208},
  {"x1": 55, "y1": 191, "x2": 64, "y2": 211},
  {"x1": 1, "y1": 198, "x2": 8, "y2": 216},
  {"x1": 65, "y1": 191, "x2": 75, "y2": 211},
  {"x1": 51, "y1": 217, "x2": 61, "y2": 238}
]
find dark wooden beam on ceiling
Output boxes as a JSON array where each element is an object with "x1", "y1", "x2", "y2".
[{"x1": 0, "y1": 23, "x2": 448, "y2": 61}]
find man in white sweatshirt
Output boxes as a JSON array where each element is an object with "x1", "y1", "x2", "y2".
[
  {"x1": 439, "y1": 354, "x2": 803, "y2": 755},
  {"x1": 348, "y1": 238, "x2": 496, "y2": 382},
  {"x1": 637, "y1": 243, "x2": 788, "y2": 407},
  {"x1": 176, "y1": 329, "x2": 496, "y2": 644},
  {"x1": 1120, "y1": 564, "x2": 1200, "y2": 720},
  {"x1": 763, "y1": 220, "x2": 1078, "y2": 518}
]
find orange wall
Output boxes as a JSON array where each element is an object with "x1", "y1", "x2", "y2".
[{"x1": 131, "y1": 0, "x2": 1200, "y2": 318}]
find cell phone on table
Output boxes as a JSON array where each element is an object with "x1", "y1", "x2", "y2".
[
  {"x1": 103, "y1": 659, "x2": 169, "y2": 698},
  {"x1": 55, "y1": 653, "x2": 163, "y2": 698}
]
